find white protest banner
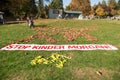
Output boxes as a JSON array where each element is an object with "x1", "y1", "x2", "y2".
[{"x1": 0, "y1": 44, "x2": 118, "y2": 51}]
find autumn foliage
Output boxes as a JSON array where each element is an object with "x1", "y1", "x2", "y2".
[{"x1": 66, "y1": 0, "x2": 91, "y2": 16}]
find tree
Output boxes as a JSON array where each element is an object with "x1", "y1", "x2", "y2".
[
  {"x1": 96, "y1": 5, "x2": 105, "y2": 17},
  {"x1": 67, "y1": 0, "x2": 82, "y2": 11},
  {"x1": 50, "y1": 0, "x2": 63, "y2": 9},
  {"x1": 98, "y1": 2, "x2": 102, "y2": 7},
  {"x1": 0, "y1": 0, "x2": 10, "y2": 11},
  {"x1": 45, "y1": 5, "x2": 50, "y2": 18},
  {"x1": 116, "y1": 0, "x2": 120, "y2": 15},
  {"x1": 0, "y1": 0, "x2": 11, "y2": 16},
  {"x1": 66, "y1": 6, "x2": 71, "y2": 10},
  {"x1": 111, "y1": 9, "x2": 117, "y2": 15},
  {"x1": 26, "y1": 0, "x2": 37, "y2": 16},
  {"x1": 117, "y1": 10, "x2": 120, "y2": 15},
  {"x1": 67, "y1": 0, "x2": 91, "y2": 16},
  {"x1": 82, "y1": 0, "x2": 91, "y2": 16},
  {"x1": 101, "y1": 0, "x2": 111, "y2": 17},
  {"x1": 90, "y1": 6, "x2": 95, "y2": 16},
  {"x1": 108, "y1": 0, "x2": 117, "y2": 16},
  {"x1": 36, "y1": 0, "x2": 44, "y2": 18},
  {"x1": 102, "y1": 0, "x2": 107, "y2": 7},
  {"x1": 0, "y1": 0, "x2": 38, "y2": 18},
  {"x1": 117, "y1": 0, "x2": 120, "y2": 10},
  {"x1": 108, "y1": 0, "x2": 117, "y2": 9},
  {"x1": 8, "y1": 0, "x2": 37, "y2": 19},
  {"x1": 8, "y1": 0, "x2": 25, "y2": 18},
  {"x1": 36, "y1": 0, "x2": 53, "y2": 18}
]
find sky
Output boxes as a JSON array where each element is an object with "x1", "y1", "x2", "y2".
[
  {"x1": 63, "y1": 0, "x2": 106, "y2": 7},
  {"x1": 63, "y1": 0, "x2": 118, "y2": 7},
  {"x1": 43, "y1": 0, "x2": 118, "y2": 8}
]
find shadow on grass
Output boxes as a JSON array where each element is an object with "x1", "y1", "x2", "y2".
[{"x1": 34, "y1": 24, "x2": 48, "y2": 28}]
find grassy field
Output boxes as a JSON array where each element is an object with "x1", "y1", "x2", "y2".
[{"x1": 0, "y1": 19, "x2": 120, "y2": 80}]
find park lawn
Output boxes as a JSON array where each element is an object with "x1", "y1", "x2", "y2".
[{"x1": 0, "y1": 19, "x2": 120, "y2": 80}]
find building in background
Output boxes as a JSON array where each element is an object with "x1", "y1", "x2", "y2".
[{"x1": 49, "y1": 9, "x2": 82, "y2": 19}]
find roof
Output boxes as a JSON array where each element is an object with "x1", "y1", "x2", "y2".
[{"x1": 64, "y1": 11, "x2": 82, "y2": 14}]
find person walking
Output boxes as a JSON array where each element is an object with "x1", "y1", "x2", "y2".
[{"x1": 28, "y1": 17, "x2": 34, "y2": 28}]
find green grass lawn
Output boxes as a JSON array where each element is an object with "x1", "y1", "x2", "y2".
[{"x1": 0, "y1": 19, "x2": 120, "y2": 80}]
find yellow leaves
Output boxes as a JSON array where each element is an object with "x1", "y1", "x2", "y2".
[
  {"x1": 30, "y1": 53, "x2": 71, "y2": 69},
  {"x1": 96, "y1": 6, "x2": 105, "y2": 16},
  {"x1": 56, "y1": 62, "x2": 64, "y2": 69},
  {"x1": 31, "y1": 60, "x2": 37, "y2": 66},
  {"x1": 35, "y1": 56, "x2": 42, "y2": 59},
  {"x1": 37, "y1": 58, "x2": 44, "y2": 64}
]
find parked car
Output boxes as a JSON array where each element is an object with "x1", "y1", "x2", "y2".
[
  {"x1": 110, "y1": 16, "x2": 120, "y2": 20},
  {"x1": 115, "y1": 16, "x2": 120, "y2": 20},
  {"x1": 0, "y1": 11, "x2": 5, "y2": 24}
]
